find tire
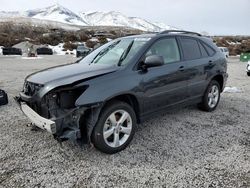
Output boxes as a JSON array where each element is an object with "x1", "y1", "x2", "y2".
[
  {"x1": 91, "y1": 100, "x2": 136, "y2": 154},
  {"x1": 198, "y1": 80, "x2": 221, "y2": 112},
  {"x1": 247, "y1": 72, "x2": 250, "y2": 76}
]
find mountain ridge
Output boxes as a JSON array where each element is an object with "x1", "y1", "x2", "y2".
[{"x1": 0, "y1": 4, "x2": 178, "y2": 32}]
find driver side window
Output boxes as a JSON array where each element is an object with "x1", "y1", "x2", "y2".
[{"x1": 146, "y1": 38, "x2": 180, "y2": 64}]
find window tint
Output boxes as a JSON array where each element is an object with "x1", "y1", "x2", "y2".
[
  {"x1": 198, "y1": 41, "x2": 209, "y2": 57},
  {"x1": 146, "y1": 38, "x2": 180, "y2": 64},
  {"x1": 202, "y1": 42, "x2": 215, "y2": 56},
  {"x1": 180, "y1": 38, "x2": 201, "y2": 60}
]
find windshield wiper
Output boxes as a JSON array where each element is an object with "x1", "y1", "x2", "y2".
[
  {"x1": 90, "y1": 41, "x2": 120, "y2": 65},
  {"x1": 117, "y1": 40, "x2": 134, "y2": 66}
]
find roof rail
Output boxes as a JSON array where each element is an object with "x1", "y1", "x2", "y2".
[{"x1": 159, "y1": 30, "x2": 202, "y2": 36}]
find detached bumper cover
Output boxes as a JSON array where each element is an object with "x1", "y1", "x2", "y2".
[
  {"x1": 15, "y1": 92, "x2": 103, "y2": 143},
  {"x1": 20, "y1": 102, "x2": 56, "y2": 134}
]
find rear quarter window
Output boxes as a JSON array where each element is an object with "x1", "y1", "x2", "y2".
[
  {"x1": 201, "y1": 41, "x2": 216, "y2": 56},
  {"x1": 198, "y1": 41, "x2": 209, "y2": 57},
  {"x1": 180, "y1": 37, "x2": 201, "y2": 60}
]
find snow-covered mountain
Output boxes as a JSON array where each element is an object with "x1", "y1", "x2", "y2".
[
  {"x1": 0, "y1": 4, "x2": 177, "y2": 32},
  {"x1": 0, "y1": 4, "x2": 88, "y2": 26},
  {"x1": 80, "y1": 11, "x2": 177, "y2": 32},
  {"x1": 0, "y1": 11, "x2": 21, "y2": 18},
  {"x1": 25, "y1": 4, "x2": 88, "y2": 26}
]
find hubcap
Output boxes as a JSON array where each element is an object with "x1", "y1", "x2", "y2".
[
  {"x1": 208, "y1": 85, "x2": 219, "y2": 108},
  {"x1": 103, "y1": 110, "x2": 132, "y2": 148}
]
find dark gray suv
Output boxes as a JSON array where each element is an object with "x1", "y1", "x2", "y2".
[{"x1": 16, "y1": 30, "x2": 228, "y2": 154}]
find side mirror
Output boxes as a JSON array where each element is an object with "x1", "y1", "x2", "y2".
[{"x1": 144, "y1": 55, "x2": 164, "y2": 68}]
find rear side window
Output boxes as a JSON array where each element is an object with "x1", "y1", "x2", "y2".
[
  {"x1": 202, "y1": 42, "x2": 216, "y2": 56},
  {"x1": 145, "y1": 38, "x2": 180, "y2": 64},
  {"x1": 180, "y1": 37, "x2": 201, "y2": 60},
  {"x1": 198, "y1": 42, "x2": 209, "y2": 57}
]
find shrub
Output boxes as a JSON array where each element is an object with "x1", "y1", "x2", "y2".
[
  {"x1": 0, "y1": 34, "x2": 20, "y2": 47},
  {"x1": 38, "y1": 34, "x2": 61, "y2": 46},
  {"x1": 63, "y1": 32, "x2": 78, "y2": 42},
  {"x1": 78, "y1": 32, "x2": 90, "y2": 42},
  {"x1": 98, "y1": 36, "x2": 108, "y2": 44},
  {"x1": 63, "y1": 42, "x2": 77, "y2": 51},
  {"x1": 85, "y1": 30, "x2": 95, "y2": 36},
  {"x1": 86, "y1": 40, "x2": 98, "y2": 48}
]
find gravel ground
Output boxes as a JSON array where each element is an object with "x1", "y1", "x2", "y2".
[{"x1": 0, "y1": 56, "x2": 249, "y2": 188}]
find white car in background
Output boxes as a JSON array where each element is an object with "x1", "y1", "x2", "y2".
[
  {"x1": 219, "y1": 47, "x2": 229, "y2": 58},
  {"x1": 0, "y1": 46, "x2": 3, "y2": 55},
  {"x1": 247, "y1": 61, "x2": 250, "y2": 76}
]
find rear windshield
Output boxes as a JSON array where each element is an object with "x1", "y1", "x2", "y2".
[{"x1": 77, "y1": 46, "x2": 87, "y2": 50}]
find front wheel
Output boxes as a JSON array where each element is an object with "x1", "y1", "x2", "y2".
[
  {"x1": 247, "y1": 72, "x2": 250, "y2": 76},
  {"x1": 92, "y1": 101, "x2": 136, "y2": 154},
  {"x1": 198, "y1": 80, "x2": 221, "y2": 112}
]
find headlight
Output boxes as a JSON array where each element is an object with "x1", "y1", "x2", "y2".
[
  {"x1": 56, "y1": 85, "x2": 88, "y2": 109},
  {"x1": 23, "y1": 81, "x2": 43, "y2": 96}
]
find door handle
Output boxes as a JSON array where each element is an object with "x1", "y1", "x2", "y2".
[
  {"x1": 178, "y1": 66, "x2": 185, "y2": 72},
  {"x1": 208, "y1": 60, "x2": 214, "y2": 66}
]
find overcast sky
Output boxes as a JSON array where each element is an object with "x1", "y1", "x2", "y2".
[{"x1": 1, "y1": 0, "x2": 249, "y2": 35}]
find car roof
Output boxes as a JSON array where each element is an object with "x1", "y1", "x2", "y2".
[
  {"x1": 119, "y1": 31, "x2": 218, "y2": 50},
  {"x1": 122, "y1": 30, "x2": 207, "y2": 40},
  {"x1": 122, "y1": 34, "x2": 156, "y2": 39}
]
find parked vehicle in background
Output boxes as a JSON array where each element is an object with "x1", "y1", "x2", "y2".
[
  {"x1": 247, "y1": 61, "x2": 250, "y2": 76},
  {"x1": 36, "y1": 47, "x2": 53, "y2": 55},
  {"x1": 76, "y1": 45, "x2": 90, "y2": 57},
  {"x1": 219, "y1": 47, "x2": 229, "y2": 58},
  {"x1": 3, "y1": 47, "x2": 22, "y2": 55},
  {"x1": 16, "y1": 30, "x2": 228, "y2": 154},
  {"x1": 0, "y1": 46, "x2": 3, "y2": 55}
]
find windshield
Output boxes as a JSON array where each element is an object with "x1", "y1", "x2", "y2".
[{"x1": 79, "y1": 38, "x2": 150, "y2": 66}]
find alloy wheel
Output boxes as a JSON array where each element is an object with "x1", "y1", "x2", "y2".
[{"x1": 103, "y1": 110, "x2": 132, "y2": 148}]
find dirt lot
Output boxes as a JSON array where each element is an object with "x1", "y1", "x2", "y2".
[{"x1": 0, "y1": 56, "x2": 249, "y2": 187}]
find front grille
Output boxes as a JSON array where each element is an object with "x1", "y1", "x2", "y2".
[{"x1": 23, "y1": 81, "x2": 43, "y2": 96}]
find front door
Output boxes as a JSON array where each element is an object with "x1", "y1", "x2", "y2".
[{"x1": 140, "y1": 37, "x2": 189, "y2": 115}]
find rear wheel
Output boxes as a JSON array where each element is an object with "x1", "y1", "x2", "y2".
[
  {"x1": 198, "y1": 80, "x2": 221, "y2": 112},
  {"x1": 92, "y1": 101, "x2": 136, "y2": 154},
  {"x1": 247, "y1": 72, "x2": 250, "y2": 76}
]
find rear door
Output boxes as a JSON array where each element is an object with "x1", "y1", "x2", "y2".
[
  {"x1": 179, "y1": 37, "x2": 215, "y2": 98},
  {"x1": 141, "y1": 37, "x2": 189, "y2": 115}
]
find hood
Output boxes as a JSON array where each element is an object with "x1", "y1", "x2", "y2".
[{"x1": 26, "y1": 62, "x2": 119, "y2": 85}]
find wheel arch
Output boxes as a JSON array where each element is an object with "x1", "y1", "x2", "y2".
[
  {"x1": 102, "y1": 94, "x2": 141, "y2": 124},
  {"x1": 211, "y1": 74, "x2": 224, "y2": 92},
  {"x1": 79, "y1": 93, "x2": 141, "y2": 144}
]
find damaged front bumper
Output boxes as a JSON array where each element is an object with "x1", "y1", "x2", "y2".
[
  {"x1": 15, "y1": 87, "x2": 103, "y2": 144},
  {"x1": 15, "y1": 95, "x2": 87, "y2": 142},
  {"x1": 20, "y1": 102, "x2": 56, "y2": 134}
]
